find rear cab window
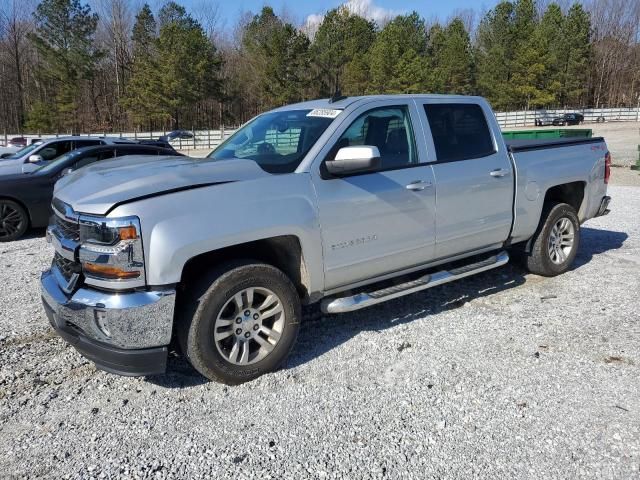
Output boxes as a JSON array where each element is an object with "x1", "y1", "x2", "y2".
[{"x1": 424, "y1": 103, "x2": 495, "y2": 162}]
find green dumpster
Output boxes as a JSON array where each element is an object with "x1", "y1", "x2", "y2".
[{"x1": 502, "y1": 129, "x2": 592, "y2": 140}]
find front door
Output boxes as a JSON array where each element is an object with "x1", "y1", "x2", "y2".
[{"x1": 311, "y1": 102, "x2": 436, "y2": 290}]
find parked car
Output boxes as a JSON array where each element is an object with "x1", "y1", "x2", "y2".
[
  {"x1": 41, "y1": 94, "x2": 611, "y2": 384},
  {"x1": 8, "y1": 137, "x2": 28, "y2": 148},
  {"x1": 159, "y1": 130, "x2": 194, "y2": 143},
  {"x1": 0, "y1": 136, "x2": 137, "y2": 176},
  {"x1": 0, "y1": 144, "x2": 181, "y2": 241},
  {"x1": 534, "y1": 115, "x2": 554, "y2": 126},
  {"x1": 552, "y1": 113, "x2": 584, "y2": 126}
]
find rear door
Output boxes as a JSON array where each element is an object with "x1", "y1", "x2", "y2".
[
  {"x1": 311, "y1": 100, "x2": 436, "y2": 290},
  {"x1": 419, "y1": 101, "x2": 513, "y2": 259}
]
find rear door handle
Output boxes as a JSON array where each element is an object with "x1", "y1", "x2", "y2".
[
  {"x1": 490, "y1": 168, "x2": 510, "y2": 177},
  {"x1": 405, "y1": 180, "x2": 432, "y2": 191}
]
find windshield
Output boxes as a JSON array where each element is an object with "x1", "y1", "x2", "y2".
[
  {"x1": 207, "y1": 109, "x2": 338, "y2": 174},
  {"x1": 1, "y1": 141, "x2": 43, "y2": 160}
]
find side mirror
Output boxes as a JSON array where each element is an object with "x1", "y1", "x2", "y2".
[
  {"x1": 325, "y1": 146, "x2": 381, "y2": 176},
  {"x1": 28, "y1": 154, "x2": 44, "y2": 164}
]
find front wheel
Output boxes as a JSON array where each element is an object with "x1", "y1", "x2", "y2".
[
  {"x1": 525, "y1": 202, "x2": 580, "y2": 276},
  {"x1": 177, "y1": 261, "x2": 301, "y2": 384}
]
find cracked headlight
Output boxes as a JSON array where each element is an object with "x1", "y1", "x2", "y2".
[{"x1": 78, "y1": 216, "x2": 145, "y2": 289}]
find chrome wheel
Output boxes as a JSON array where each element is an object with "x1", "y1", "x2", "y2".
[
  {"x1": 213, "y1": 287, "x2": 285, "y2": 365},
  {"x1": 0, "y1": 202, "x2": 25, "y2": 240},
  {"x1": 548, "y1": 217, "x2": 575, "y2": 264}
]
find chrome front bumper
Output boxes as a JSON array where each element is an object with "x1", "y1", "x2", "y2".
[{"x1": 41, "y1": 268, "x2": 176, "y2": 376}]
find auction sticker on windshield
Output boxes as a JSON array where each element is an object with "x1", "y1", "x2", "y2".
[{"x1": 307, "y1": 109, "x2": 342, "y2": 118}]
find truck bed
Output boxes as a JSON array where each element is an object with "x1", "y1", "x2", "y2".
[{"x1": 505, "y1": 136, "x2": 605, "y2": 152}]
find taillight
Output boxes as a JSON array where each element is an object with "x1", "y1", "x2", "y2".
[{"x1": 604, "y1": 152, "x2": 611, "y2": 184}]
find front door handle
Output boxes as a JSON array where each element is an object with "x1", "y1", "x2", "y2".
[
  {"x1": 406, "y1": 180, "x2": 432, "y2": 191},
  {"x1": 490, "y1": 168, "x2": 510, "y2": 178}
]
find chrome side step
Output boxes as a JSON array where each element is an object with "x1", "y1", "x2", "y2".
[{"x1": 321, "y1": 251, "x2": 510, "y2": 314}]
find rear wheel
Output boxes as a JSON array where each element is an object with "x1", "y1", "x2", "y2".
[
  {"x1": 0, "y1": 200, "x2": 28, "y2": 242},
  {"x1": 177, "y1": 261, "x2": 301, "y2": 384},
  {"x1": 525, "y1": 202, "x2": 580, "y2": 276}
]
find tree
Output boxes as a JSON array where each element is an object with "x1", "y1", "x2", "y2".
[
  {"x1": 242, "y1": 7, "x2": 310, "y2": 109},
  {"x1": 475, "y1": 1, "x2": 517, "y2": 110},
  {"x1": 0, "y1": 0, "x2": 33, "y2": 131},
  {"x1": 28, "y1": 0, "x2": 102, "y2": 131},
  {"x1": 535, "y1": 3, "x2": 565, "y2": 105},
  {"x1": 368, "y1": 12, "x2": 428, "y2": 93},
  {"x1": 510, "y1": 0, "x2": 553, "y2": 108},
  {"x1": 559, "y1": 3, "x2": 591, "y2": 106},
  {"x1": 429, "y1": 19, "x2": 474, "y2": 94},
  {"x1": 155, "y1": 2, "x2": 222, "y2": 127},
  {"x1": 123, "y1": 3, "x2": 163, "y2": 127},
  {"x1": 311, "y1": 7, "x2": 375, "y2": 95}
]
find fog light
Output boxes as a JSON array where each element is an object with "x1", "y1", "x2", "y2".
[{"x1": 94, "y1": 309, "x2": 111, "y2": 337}]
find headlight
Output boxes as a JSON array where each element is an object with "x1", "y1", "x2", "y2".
[{"x1": 78, "y1": 215, "x2": 145, "y2": 289}]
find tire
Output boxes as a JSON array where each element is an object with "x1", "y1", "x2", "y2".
[
  {"x1": 177, "y1": 260, "x2": 301, "y2": 385},
  {"x1": 0, "y1": 199, "x2": 28, "y2": 242},
  {"x1": 525, "y1": 202, "x2": 580, "y2": 277}
]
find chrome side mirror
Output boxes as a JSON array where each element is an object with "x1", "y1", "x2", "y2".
[{"x1": 325, "y1": 146, "x2": 382, "y2": 176}]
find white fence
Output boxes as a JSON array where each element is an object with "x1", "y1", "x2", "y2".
[
  {"x1": 3, "y1": 107, "x2": 640, "y2": 147},
  {"x1": 1, "y1": 128, "x2": 239, "y2": 151},
  {"x1": 495, "y1": 107, "x2": 640, "y2": 128}
]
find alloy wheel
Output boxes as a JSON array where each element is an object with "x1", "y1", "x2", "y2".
[
  {"x1": 0, "y1": 202, "x2": 25, "y2": 240},
  {"x1": 213, "y1": 287, "x2": 285, "y2": 365},
  {"x1": 547, "y1": 217, "x2": 575, "y2": 264}
]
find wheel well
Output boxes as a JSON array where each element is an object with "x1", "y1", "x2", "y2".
[
  {"x1": 543, "y1": 182, "x2": 585, "y2": 213},
  {"x1": 180, "y1": 235, "x2": 311, "y2": 301},
  {"x1": 0, "y1": 196, "x2": 31, "y2": 226}
]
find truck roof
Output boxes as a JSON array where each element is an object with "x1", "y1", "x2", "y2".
[{"x1": 273, "y1": 94, "x2": 486, "y2": 112}]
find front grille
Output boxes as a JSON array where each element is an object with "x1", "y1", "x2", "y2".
[
  {"x1": 53, "y1": 252, "x2": 81, "y2": 282},
  {"x1": 54, "y1": 215, "x2": 80, "y2": 241}
]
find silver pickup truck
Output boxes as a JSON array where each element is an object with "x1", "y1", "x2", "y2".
[{"x1": 40, "y1": 95, "x2": 612, "y2": 384}]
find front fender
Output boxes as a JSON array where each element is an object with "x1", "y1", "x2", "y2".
[{"x1": 109, "y1": 173, "x2": 324, "y2": 294}]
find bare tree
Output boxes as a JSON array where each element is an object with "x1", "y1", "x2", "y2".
[{"x1": 0, "y1": 0, "x2": 35, "y2": 132}]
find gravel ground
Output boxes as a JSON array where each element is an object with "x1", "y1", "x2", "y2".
[{"x1": 1, "y1": 184, "x2": 639, "y2": 479}]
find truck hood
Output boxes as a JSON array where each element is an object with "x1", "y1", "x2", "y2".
[{"x1": 54, "y1": 155, "x2": 271, "y2": 215}]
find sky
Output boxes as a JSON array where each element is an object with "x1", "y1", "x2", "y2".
[{"x1": 179, "y1": 0, "x2": 501, "y2": 30}]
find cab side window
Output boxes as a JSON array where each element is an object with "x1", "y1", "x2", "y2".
[
  {"x1": 423, "y1": 103, "x2": 495, "y2": 162},
  {"x1": 74, "y1": 140, "x2": 103, "y2": 149},
  {"x1": 332, "y1": 106, "x2": 418, "y2": 171},
  {"x1": 39, "y1": 141, "x2": 73, "y2": 161},
  {"x1": 72, "y1": 150, "x2": 115, "y2": 171}
]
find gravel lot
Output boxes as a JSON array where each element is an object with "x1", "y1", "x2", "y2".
[{"x1": 1, "y1": 180, "x2": 639, "y2": 479}]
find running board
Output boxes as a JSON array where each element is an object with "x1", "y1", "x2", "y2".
[{"x1": 321, "y1": 251, "x2": 510, "y2": 314}]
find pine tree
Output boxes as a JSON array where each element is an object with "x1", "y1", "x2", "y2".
[
  {"x1": 28, "y1": 0, "x2": 102, "y2": 131},
  {"x1": 429, "y1": 19, "x2": 474, "y2": 94},
  {"x1": 559, "y1": 3, "x2": 591, "y2": 106},
  {"x1": 535, "y1": 3, "x2": 565, "y2": 106},
  {"x1": 475, "y1": 2, "x2": 517, "y2": 110},
  {"x1": 242, "y1": 7, "x2": 310, "y2": 109},
  {"x1": 510, "y1": 0, "x2": 553, "y2": 108},
  {"x1": 124, "y1": 4, "x2": 163, "y2": 127},
  {"x1": 155, "y1": 2, "x2": 222, "y2": 128},
  {"x1": 311, "y1": 7, "x2": 375, "y2": 96},
  {"x1": 368, "y1": 12, "x2": 428, "y2": 93}
]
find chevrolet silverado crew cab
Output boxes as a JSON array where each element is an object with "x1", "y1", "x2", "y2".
[{"x1": 40, "y1": 95, "x2": 612, "y2": 385}]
